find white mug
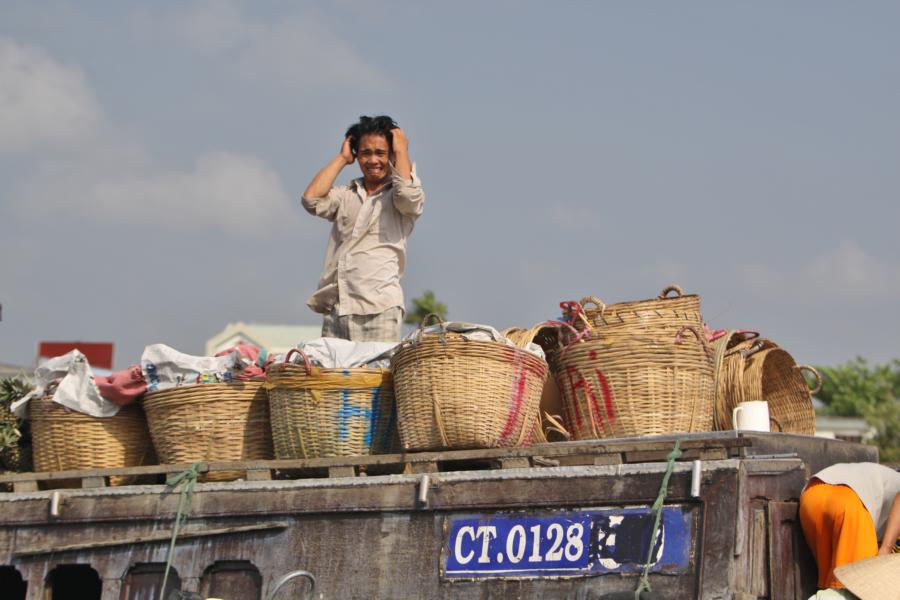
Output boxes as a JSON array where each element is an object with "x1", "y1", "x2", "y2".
[{"x1": 732, "y1": 400, "x2": 770, "y2": 432}]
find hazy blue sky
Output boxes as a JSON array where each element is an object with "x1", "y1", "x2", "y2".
[{"x1": 2, "y1": 1, "x2": 899, "y2": 369}]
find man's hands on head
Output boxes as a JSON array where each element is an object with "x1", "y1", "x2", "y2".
[
  {"x1": 303, "y1": 136, "x2": 354, "y2": 199},
  {"x1": 390, "y1": 127, "x2": 412, "y2": 182},
  {"x1": 391, "y1": 128, "x2": 409, "y2": 154},
  {"x1": 341, "y1": 136, "x2": 355, "y2": 165}
]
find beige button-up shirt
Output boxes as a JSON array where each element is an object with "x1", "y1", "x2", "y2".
[{"x1": 302, "y1": 166, "x2": 424, "y2": 316}]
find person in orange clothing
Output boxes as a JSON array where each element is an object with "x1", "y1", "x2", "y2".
[{"x1": 799, "y1": 462, "x2": 900, "y2": 592}]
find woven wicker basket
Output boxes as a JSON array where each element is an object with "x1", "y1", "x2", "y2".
[
  {"x1": 393, "y1": 316, "x2": 548, "y2": 451},
  {"x1": 265, "y1": 349, "x2": 396, "y2": 459},
  {"x1": 30, "y1": 395, "x2": 154, "y2": 487},
  {"x1": 554, "y1": 326, "x2": 715, "y2": 439},
  {"x1": 502, "y1": 324, "x2": 566, "y2": 443},
  {"x1": 713, "y1": 334, "x2": 819, "y2": 434},
  {"x1": 142, "y1": 380, "x2": 273, "y2": 481},
  {"x1": 574, "y1": 284, "x2": 704, "y2": 336}
]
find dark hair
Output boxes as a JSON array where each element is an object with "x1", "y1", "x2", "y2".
[{"x1": 345, "y1": 115, "x2": 399, "y2": 156}]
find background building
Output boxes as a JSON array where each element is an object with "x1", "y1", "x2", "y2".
[{"x1": 205, "y1": 322, "x2": 320, "y2": 357}]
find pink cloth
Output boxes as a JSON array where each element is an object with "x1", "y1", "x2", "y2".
[
  {"x1": 215, "y1": 343, "x2": 267, "y2": 380},
  {"x1": 94, "y1": 364, "x2": 147, "y2": 406}
]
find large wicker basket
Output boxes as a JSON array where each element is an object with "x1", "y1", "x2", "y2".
[
  {"x1": 554, "y1": 326, "x2": 715, "y2": 439},
  {"x1": 30, "y1": 395, "x2": 154, "y2": 487},
  {"x1": 575, "y1": 284, "x2": 704, "y2": 337},
  {"x1": 142, "y1": 380, "x2": 273, "y2": 481},
  {"x1": 713, "y1": 333, "x2": 819, "y2": 434},
  {"x1": 265, "y1": 349, "x2": 396, "y2": 459},
  {"x1": 392, "y1": 316, "x2": 548, "y2": 451}
]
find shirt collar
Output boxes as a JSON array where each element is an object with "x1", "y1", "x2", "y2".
[{"x1": 351, "y1": 176, "x2": 393, "y2": 198}]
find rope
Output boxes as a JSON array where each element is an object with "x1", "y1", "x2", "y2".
[
  {"x1": 634, "y1": 439, "x2": 682, "y2": 600},
  {"x1": 159, "y1": 461, "x2": 205, "y2": 599}
]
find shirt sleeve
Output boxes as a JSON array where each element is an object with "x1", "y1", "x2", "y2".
[
  {"x1": 301, "y1": 187, "x2": 348, "y2": 222},
  {"x1": 390, "y1": 162, "x2": 425, "y2": 217}
]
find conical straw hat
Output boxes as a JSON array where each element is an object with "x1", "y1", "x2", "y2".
[{"x1": 834, "y1": 554, "x2": 900, "y2": 600}]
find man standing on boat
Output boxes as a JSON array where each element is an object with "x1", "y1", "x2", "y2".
[{"x1": 302, "y1": 115, "x2": 425, "y2": 342}]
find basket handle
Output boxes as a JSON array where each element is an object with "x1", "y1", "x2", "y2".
[
  {"x1": 578, "y1": 296, "x2": 606, "y2": 313},
  {"x1": 419, "y1": 312, "x2": 445, "y2": 330},
  {"x1": 561, "y1": 300, "x2": 594, "y2": 331},
  {"x1": 410, "y1": 312, "x2": 449, "y2": 346},
  {"x1": 675, "y1": 325, "x2": 714, "y2": 361},
  {"x1": 797, "y1": 364, "x2": 822, "y2": 395},
  {"x1": 658, "y1": 284, "x2": 684, "y2": 299},
  {"x1": 725, "y1": 339, "x2": 766, "y2": 360},
  {"x1": 543, "y1": 412, "x2": 571, "y2": 441},
  {"x1": 284, "y1": 348, "x2": 313, "y2": 376},
  {"x1": 502, "y1": 323, "x2": 550, "y2": 350}
]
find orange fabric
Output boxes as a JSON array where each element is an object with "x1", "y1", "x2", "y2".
[{"x1": 800, "y1": 480, "x2": 879, "y2": 588}]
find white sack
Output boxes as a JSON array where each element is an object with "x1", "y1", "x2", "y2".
[
  {"x1": 11, "y1": 349, "x2": 119, "y2": 418},
  {"x1": 142, "y1": 343, "x2": 243, "y2": 392},
  {"x1": 275, "y1": 337, "x2": 398, "y2": 369},
  {"x1": 406, "y1": 321, "x2": 546, "y2": 359}
]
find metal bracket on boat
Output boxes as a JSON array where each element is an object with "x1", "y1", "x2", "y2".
[
  {"x1": 691, "y1": 460, "x2": 702, "y2": 498},
  {"x1": 49, "y1": 491, "x2": 61, "y2": 519},
  {"x1": 266, "y1": 570, "x2": 316, "y2": 600},
  {"x1": 417, "y1": 474, "x2": 430, "y2": 507}
]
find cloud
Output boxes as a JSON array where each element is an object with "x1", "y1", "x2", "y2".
[
  {"x1": 168, "y1": 1, "x2": 386, "y2": 91},
  {"x1": 0, "y1": 33, "x2": 299, "y2": 239},
  {"x1": 739, "y1": 241, "x2": 900, "y2": 304},
  {"x1": 0, "y1": 37, "x2": 103, "y2": 153},
  {"x1": 547, "y1": 204, "x2": 599, "y2": 231},
  {"x1": 13, "y1": 151, "x2": 297, "y2": 237}
]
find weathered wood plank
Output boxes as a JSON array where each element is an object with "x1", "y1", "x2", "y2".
[
  {"x1": 698, "y1": 448, "x2": 728, "y2": 460},
  {"x1": 769, "y1": 500, "x2": 818, "y2": 600},
  {"x1": 0, "y1": 434, "x2": 755, "y2": 486},
  {"x1": 245, "y1": 469, "x2": 272, "y2": 481},
  {"x1": 405, "y1": 462, "x2": 438, "y2": 474},
  {"x1": 327, "y1": 466, "x2": 356, "y2": 478},
  {"x1": 12, "y1": 521, "x2": 289, "y2": 557},
  {"x1": 81, "y1": 476, "x2": 107, "y2": 489},
  {"x1": 12, "y1": 480, "x2": 38, "y2": 492},
  {"x1": 750, "y1": 503, "x2": 768, "y2": 597},
  {"x1": 0, "y1": 467, "x2": 703, "y2": 525}
]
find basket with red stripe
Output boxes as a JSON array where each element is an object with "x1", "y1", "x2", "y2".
[
  {"x1": 391, "y1": 315, "x2": 548, "y2": 451},
  {"x1": 554, "y1": 325, "x2": 715, "y2": 440}
]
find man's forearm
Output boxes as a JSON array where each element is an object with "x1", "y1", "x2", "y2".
[
  {"x1": 393, "y1": 148, "x2": 412, "y2": 183},
  {"x1": 304, "y1": 155, "x2": 348, "y2": 199},
  {"x1": 878, "y1": 493, "x2": 900, "y2": 554}
]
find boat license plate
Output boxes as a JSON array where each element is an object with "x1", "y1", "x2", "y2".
[{"x1": 442, "y1": 506, "x2": 693, "y2": 579}]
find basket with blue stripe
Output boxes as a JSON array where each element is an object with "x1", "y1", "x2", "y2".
[{"x1": 265, "y1": 349, "x2": 396, "y2": 458}]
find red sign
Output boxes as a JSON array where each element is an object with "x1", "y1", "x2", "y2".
[{"x1": 38, "y1": 342, "x2": 114, "y2": 369}]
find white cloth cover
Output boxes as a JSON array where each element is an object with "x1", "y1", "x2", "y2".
[
  {"x1": 406, "y1": 321, "x2": 546, "y2": 359},
  {"x1": 12, "y1": 350, "x2": 119, "y2": 418},
  {"x1": 276, "y1": 338, "x2": 398, "y2": 369},
  {"x1": 141, "y1": 343, "x2": 244, "y2": 392}
]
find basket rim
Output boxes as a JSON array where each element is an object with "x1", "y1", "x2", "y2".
[
  {"x1": 392, "y1": 334, "x2": 548, "y2": 364},
  {"x1": 143, "y1": 379, "x2": 265, "y2": 401}
]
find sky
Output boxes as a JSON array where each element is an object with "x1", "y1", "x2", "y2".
[{"x1": 1, "y1": 1, "x2": 899, "y2": 370}]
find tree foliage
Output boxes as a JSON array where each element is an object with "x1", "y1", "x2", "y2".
[
  {"x1": 404, "y1": 290, "x2": 448, "y2": 325},
  {"x1": 814, "y1": 357, "x2": 900, "y2": 462},
  {"x1": 0, "y1": 377, "x2": 34, "y2": 472}
]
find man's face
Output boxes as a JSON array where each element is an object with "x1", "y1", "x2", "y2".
[{"x1": 357, "y1": 133, "x2": 391, "y2": 185}]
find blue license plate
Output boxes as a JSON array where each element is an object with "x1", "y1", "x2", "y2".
[{"x1": 442, "y1": 506, "x2": 693, "y2": 579}]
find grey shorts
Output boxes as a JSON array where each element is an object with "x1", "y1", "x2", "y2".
[{"x1": 321, "y1": 307, "x2": 403, "y2": 342}]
